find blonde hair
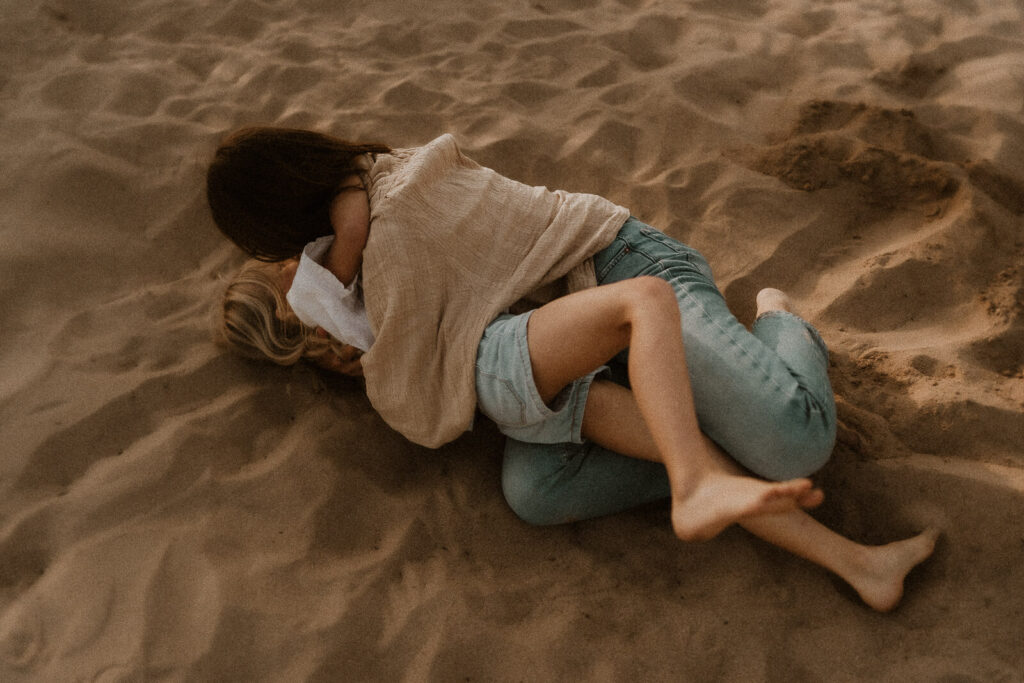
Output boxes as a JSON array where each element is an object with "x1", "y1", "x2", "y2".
[{"x1": 218, "y1": 260, "x2": 348, "y2": 366}]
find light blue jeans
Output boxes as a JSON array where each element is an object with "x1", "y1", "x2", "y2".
[{"x1": 501, "y1": 218, "x2": 837, "y2": 525}]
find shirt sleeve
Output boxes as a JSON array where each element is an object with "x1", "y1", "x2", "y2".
[{"x1": 285, "y1": 235, "x2": 376, "y2": 352}]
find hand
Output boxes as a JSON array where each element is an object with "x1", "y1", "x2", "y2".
[
  {"x1": 313, "y1": 344, "x2": 364, "y2": 377},
  {"x1": 312, "y1": 327, "x2": 364, "y2": 377}
]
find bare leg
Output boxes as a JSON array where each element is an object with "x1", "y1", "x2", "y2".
[
  {"x1": 751, "y1": 288, "x2": 938, "y2": 608},
  {"x1": 741, "y1": 506, "x2": 940, "y2": 612},
  {"x1": 527, "y1": 278, "x2": 819, "y2": 541},
  {"x1": 584, "y1": 379, "x2": 938, "y2": 612}
]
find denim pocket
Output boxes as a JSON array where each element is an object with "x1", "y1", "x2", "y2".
[
  {"x1": 597, "y1": 221, "x2": 715, "y2": 286},
  {"x1": 637, "y1": 225, "x2": 688, "y2": 252},
  {"x1": 636, "y1": 226, "x2": 714, "y2": 281},
  {"x1": 475, "y1": 367, "x2": 530, "y2": 428},
  {"x1": 594, "y1": 236, "x2": 631, "y2": 281}
]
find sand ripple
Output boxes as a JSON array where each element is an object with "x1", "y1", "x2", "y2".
[{"x1": 1, "y1": 0, "x2": 1022, "y2": 679}]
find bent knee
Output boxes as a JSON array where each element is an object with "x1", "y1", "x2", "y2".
[
  {"x1": 770, "y1": 431, "x2": 834, "y2": 480},
  {"x1": 729, "y1": 393, "x2": 836, "y2": 480},
  {"x1": 759, "y1": 412, "x2": 836, "y2": 480},
  {"x1": 501, "y1": 442, "x2": 566, "y2": 526},
  {"x1": 501, "y1": 470, "x2": 561, "y2": 526}
]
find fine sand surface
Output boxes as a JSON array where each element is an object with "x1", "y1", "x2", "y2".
[{"x1": 2, "y1": 0, "x2": 1023, "y2": 680}]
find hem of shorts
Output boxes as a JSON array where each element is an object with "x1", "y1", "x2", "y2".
[
  {"x1": 514, "y1": 310, "x2": 559, "y2": 423},
  {"x1": 568, "y1": 371, "x2": 597, "y2": 444},
  {"x1": 513, "y1": 309, "x2": 606, "y2": 445}
]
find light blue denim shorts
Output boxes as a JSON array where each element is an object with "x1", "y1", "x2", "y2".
[{"x1": 475, "y1": 310, "x2": 607, "y2": 444}]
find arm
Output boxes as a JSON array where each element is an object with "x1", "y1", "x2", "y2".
[
  {"x1": 324, "y1": 175, "x2": 370, "y2": 287},
  {"x1": 310, "y1": 328, "x2": 364, "y2": 377},
  {"x1": 308, "y1": 175, "x2": 371, "y2": 376}
]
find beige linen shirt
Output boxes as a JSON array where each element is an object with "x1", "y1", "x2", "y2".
[{"x1": 359, "y1": 134, "x2": 629, "y2": 447}]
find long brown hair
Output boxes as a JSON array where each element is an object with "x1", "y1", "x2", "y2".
[{"x1": 206, "y1": 127, "x2": 390, "y2": 261}]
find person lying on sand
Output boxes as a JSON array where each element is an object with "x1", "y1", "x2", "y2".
[{"x1": 207, "y1": 128, "x2": 938, "y2": 611}]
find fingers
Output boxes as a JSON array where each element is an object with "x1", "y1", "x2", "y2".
[
  {"x1": 310, "y1": 328, "x2": 364, "y2": 377},
  {"x1": 338, "y1": 359, "x2": 364, "y2": 377},
  {"x1": 336, "y1": 345, "x2": 362, "y2": 362},
  {"x1": 311, "y1": 347, "x2": 364, "y2": 377}
]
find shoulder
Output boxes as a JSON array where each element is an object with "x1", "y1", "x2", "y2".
[
  {"x1": 374, "y1": 134, "x2": 471, "y2": 172},
  {"x1": 367, "y1": 133, "x2": 482, "y2": 206}
]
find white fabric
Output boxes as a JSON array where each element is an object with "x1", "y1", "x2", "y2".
[{"x1": 285, "y1": 235, "x2": 375, "y2": 352}]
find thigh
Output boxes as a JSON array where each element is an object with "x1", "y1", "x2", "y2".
[
  {"x1": 526, "y1": 277, "x2": 657, "y2": 403},
  {"x1": 475, "y1": 311, "x2": 606, "y2": 445}
]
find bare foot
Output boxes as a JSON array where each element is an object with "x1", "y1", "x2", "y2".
[
  {"x1": 671, "y1": 473, "x2": 821, "y2": 542},
  {"x1": 846, "y1": 528, "x2": 940, "y2": 612},
  {"x1": 755, "y1": 288, "x2": 799, "y2": 317}
]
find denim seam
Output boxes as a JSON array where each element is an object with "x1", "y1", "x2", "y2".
[
  {"x1": 681, "y1": 287, "x2": 791, "y2": 397},
  {"x1": 475, "y1": 367, "x2": 529, "y2": 426},
  {"x1": 752, "y1": 312, "x2": 834, "y2": 415},
  {"x1": 598, "y1": 243, "x2": 658, "y2": 281},
  {"x1": 637, "y1": 225, "x2": 684, "y2": 250},
  {"x1": 599, "y1": 229, "x2": 790, "y2": 396},
  {"x1": 479, "y1": 370, "x2": 528, "y2": 419},
  {"x1": 570, "y1": 384, "x2": 586, "y2": 444},
  {"x1": 753, "y1": 310, "x2": 830, "y2": 359},
  {"x1": 568, "y1": 368, "x2": 607, "y2": 444},
  {"x1": 552, "y1": 442, "x2": 576, "y2": 465},
  {"x1": 596, "y1": 238, "x2": 642, "y2": 281},
  {"x1": 621, "y1": 238, "x2": 794, "y2": 397}
]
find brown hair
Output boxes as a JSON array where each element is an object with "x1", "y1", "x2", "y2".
[{"x1": 206, "y1": 127, "x2": 390, "y2": 261}]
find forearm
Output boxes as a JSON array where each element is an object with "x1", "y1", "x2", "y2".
[{"x1": 325, "y1": 179, "x2": 370, "y2": 286}]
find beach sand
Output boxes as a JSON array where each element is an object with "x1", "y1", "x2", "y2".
[{"x1": 1, "y1": 0, "x2": 1022, "y2": 679}]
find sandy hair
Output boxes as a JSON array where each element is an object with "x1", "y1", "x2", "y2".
[{"x1": 216, "y1": 260, "x2": 348, "y2": 366}]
